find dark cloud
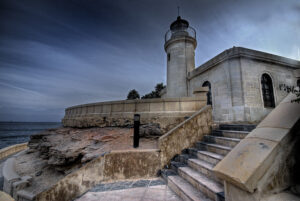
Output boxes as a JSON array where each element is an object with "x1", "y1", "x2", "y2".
[{"x1": 0, "y1": 0, "x2": 299, "y2": 121}]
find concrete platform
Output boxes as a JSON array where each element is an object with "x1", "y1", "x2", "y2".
[{"x1": 75, "y1": 179, "x2": 181, "y2": 201}]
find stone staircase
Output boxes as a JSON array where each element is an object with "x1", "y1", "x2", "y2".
[{"x1": 161, "y1": 124, "x2": 256, "y2": 201}]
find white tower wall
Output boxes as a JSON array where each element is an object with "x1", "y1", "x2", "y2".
[{"x1": 165, "y1": 37, "x2": 196, "y2": 98}]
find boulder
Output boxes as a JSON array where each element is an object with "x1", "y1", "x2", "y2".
[{"x1": 139, "y1": 123, "x2": 162, "y2": 139}]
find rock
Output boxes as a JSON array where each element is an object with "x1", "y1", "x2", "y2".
[
  {"x1": 291, "y1": 185, "x2": 300, "y2": 195},
  {"x1": 35, "y1": 171, "x2": 43, "y2": 177},
  {"x1": 81, "y1": 153, "x2": 98, "y2": 163},
  {"x1": 27, "y1": 127, "x2": 133, "y2": 174},
  {"x1": 139, "y1": 123, "x2": 162, "y2": 139},
  {"x1": 25, "y1": 149, "x2": 35, "y2": 154},
  {"x1": 99, "y1": 135, "x2": 118, "y2": 142}
]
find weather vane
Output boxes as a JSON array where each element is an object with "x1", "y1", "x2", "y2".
[{"x1": 177, "y1": 6, "x2": 180, "y2": 16}]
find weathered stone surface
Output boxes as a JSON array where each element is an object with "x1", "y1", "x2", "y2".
[
  {"x1": 257, "y1": 100, "x2": 300, "y2": 129},
  {"x1": 214, "y1": 138, "x2": 279, "y2": 192},
  {"x1": 28, "y1": 127, "x2": 135, "y2": 167},
  {"x1": 0, "y1": 143, "x2": 28, "y2": 160},
  {"x1": 35, "y1": 149, "x2": 161, "y2": 201},
  {"x1": 246, "y1": 127, "x2": 289, "y2": 142},
  {"x1": 263, "y1": 192, "x2": 300, "y2": 201},
  {"x1": 213, "y1": 93, "x2": 300, "y2": 200},
  {"x1": 62, "y1": 97, "x2": 206, "y2": 132},
  {"x1": 139, "y1": 123, "x2": 162, "y2": 139},
  {"x1": 159, "y1": 106, "x2": 212, "y2": 168},
  {"x1": 0, "y1": 191, "x2": 14, "y2": 201},
  {"x1": 188, "y1": 47, "x2": 299, "y2": 123},
  {"x1": 3, "y1": 158, "x2": 20, "y2": 194}
]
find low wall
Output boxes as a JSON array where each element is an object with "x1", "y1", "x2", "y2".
[
  {"x1": 0, "y1": 143, "x2": 28, "y2": 160},
  {"x1": 35, "y1": 149, "x2": 160, "y2": 201},
  {"x1": 158, "y1": 105, "x2": 212, "y2": 168},
  {"x1": 213, "y1": 93, "x2": 300, "y2": 201},
  {"x1": 62, "y1": 96, "x2": 206, "y2": 132},
  {"x1": 3, "y1": 156, "x2": 33, "y2": 200}
]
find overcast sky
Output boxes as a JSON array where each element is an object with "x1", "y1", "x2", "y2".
[{"x1": 0, "y1": 0, "x2": 299, "y2": 122}]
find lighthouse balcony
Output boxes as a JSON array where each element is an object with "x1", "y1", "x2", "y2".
[{"x1": 165, "y1": 26, "x2": 196, "y2": 42}]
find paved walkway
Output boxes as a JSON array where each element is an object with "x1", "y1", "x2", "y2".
[{"x1": 75, "y1": 179, "x2": 181, "y2": 201}]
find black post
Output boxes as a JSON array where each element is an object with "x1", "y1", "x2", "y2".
[{"x1": 133, "y1": 114, "x2": 140, "y2": 148}]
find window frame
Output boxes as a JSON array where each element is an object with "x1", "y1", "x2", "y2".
[{"x1": 261, "y1": 73, "x2": 275, "y2": 108}]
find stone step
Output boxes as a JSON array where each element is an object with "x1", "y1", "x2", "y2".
[
  {"x1": 196, "y1": 142, "x2": 231, "y2": 156},
  {"x1": 168, "y1": 175, "x2": 212, "y2": 201},
  {"x1": 219, "y1": 124, "x2": 256, "y2": 132},
  {"x1": 173, "y1": 154, "x2": 194, "y2": 164},
  {"x1": 171, "y1": 161, "x2": 187, "y2": 173},
  {"x1": 196, "y1": 150, "x2": 224, "y2": 166},
  {"x1": 212, "y1": 130, "x2": 249, "y2": 139},
  {"x1": 161, "y1": 169, "x2": 177, "y2": 182},
  {"x1": 182, "y1": 148, "x2": 198, "y2": 157},
  {"x1": 203, "y1": 135, "x2": 240, "y2": 148},
  {"x1": 187, "y1": 158, "x2": 220, "y2": 182},
  {"x1": 178, "y1": 166, "x2": 224, "y2": 201}
]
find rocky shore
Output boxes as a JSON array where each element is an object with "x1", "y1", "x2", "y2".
[{"x1": 9, "y1": 126, "x2": 158, "y2": 197}]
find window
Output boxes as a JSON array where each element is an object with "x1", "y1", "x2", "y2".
[
  {"x1": 297, "y1": 79, "x2": 300, "y2": 87},
  {"x1": 167, "y1": 53, "x2": 170, "y2": 61},
  {"x1": 202, "y1": 81, "x2": 212, "y2": 105},
  {"x1": 261, "y1": 74, "x2": 275, "y2": 108}
]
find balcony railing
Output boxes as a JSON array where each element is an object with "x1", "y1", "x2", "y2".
[{"x1": 165, "y1": 26, "x2": 196, "y2": 43}]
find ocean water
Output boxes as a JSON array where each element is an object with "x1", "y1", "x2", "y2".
[{"x1": 0, "y1": 122, "x2": 61, "y2": 149}]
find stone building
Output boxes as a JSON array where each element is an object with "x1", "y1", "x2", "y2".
[{"x1": 162, "y1": 16, "x2": 300, "y2": 123}]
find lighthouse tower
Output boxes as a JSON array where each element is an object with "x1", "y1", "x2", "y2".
[{"x1": 164, "y1": 16, "x2": 197, "y2": 97}]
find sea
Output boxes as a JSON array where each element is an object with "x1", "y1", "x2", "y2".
[{"x1": 0, "y1": 122, "x2": 61, "y2": 149}]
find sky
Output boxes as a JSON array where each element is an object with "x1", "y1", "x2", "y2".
[{"x1": 0, "y1": 0, "x2": 299, "y2": 122}]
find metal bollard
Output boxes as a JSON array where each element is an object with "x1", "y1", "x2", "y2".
[{"x1": 133, "y1": 114, "x2": 140, "y2": 148}]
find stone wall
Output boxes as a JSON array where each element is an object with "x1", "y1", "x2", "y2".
[
  {"x1": 241, "y1": 57, "x2": 297, "y2": 122},
  {"x1": 35, "y1": 149, "x2": 160, "y2": 201},
  {"x1": 158, "y1": 105, "x2": 212, "y2": 168},
  {"x1": 213, "y1": 93, "x2": 300, "y2": 201},
  {"x1": 34, "y1": 106, "x2": 212, "y2": 201},
  {"x1": 187, "y1": 47, "x2": 300, "y2": 123},
  {"x1": 188, "y1": 58, "x2": 237, "y2": 122},
  {"x1": 62, "y1": 96, "x2": 206, "y2": 133},
  {"x1": 0, "y1": 143, "x2": 28, "y2": 160}
]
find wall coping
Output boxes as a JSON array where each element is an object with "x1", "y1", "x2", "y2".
[
  {"x1": 158, "y1": 105, "x2": 212, "y2": 168},
  {"x1": 193, "y1": 87, "x2": 209, "y2": 94},
  {"x1": 65, "y1": 96, "x2": 205, "y2": 111},
  {"x1": 159, "y1": 105, "x2": 211, "y2": 142},
  {"x1": 188, "y1": 47, "x2": 300, "y2": 79},
  {"x1": 0, "y1": 143, "x2": 28, "y2": 160}
]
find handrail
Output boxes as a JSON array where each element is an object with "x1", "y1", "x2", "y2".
[{"x1": 165, "y1": 26, "x2": 196, "y2": 42}]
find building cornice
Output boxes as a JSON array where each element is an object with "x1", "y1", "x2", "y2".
[{"x1": 188, "y1": 47, "x2": 300, "y2": 80}]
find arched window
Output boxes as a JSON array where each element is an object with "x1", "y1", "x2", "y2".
[
  {"x1": 261, "y1": 74, "x2": 275, "y2": 108},
  {"x1": 202, "y1": 81, "x2": 212, "y2": 105}
]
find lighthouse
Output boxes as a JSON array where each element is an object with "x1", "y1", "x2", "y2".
[{"x1": 164, "y1": 16, "x2": 197, "y2": 97}]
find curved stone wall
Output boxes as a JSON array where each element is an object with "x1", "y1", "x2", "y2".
[
  {"x1": 0, "y1": 143, "x2": 28, "y2": 160},
  {"x1": 62, "y1": 96, "x2": 207, "y2": 132}
]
